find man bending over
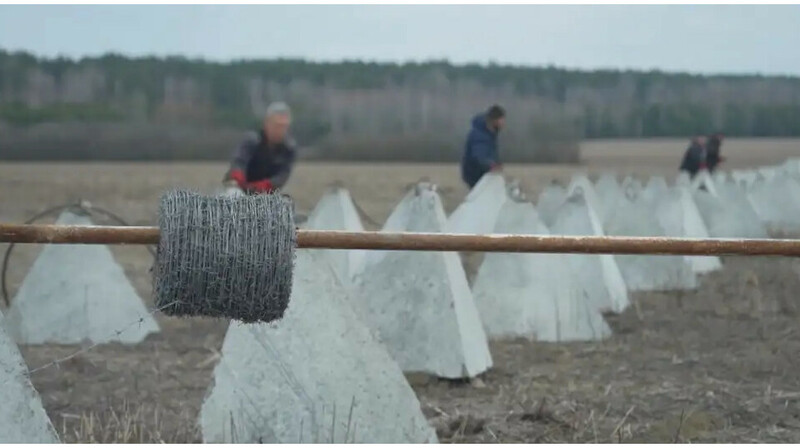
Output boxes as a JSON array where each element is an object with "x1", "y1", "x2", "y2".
[
  {"x1": 461, "y1": 104, "x2": 505, "y2": 189},
  {"x1": 224, "y1": 102, "x2": 297, "y2": 195}
]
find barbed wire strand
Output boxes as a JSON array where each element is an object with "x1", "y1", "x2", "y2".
[{"x1": 14, "y1": 300, "x2": 180, "y2": 382}]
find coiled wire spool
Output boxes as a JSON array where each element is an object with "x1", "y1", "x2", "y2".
[{"x1": 153, "y1": 190, "x2": 296, "y2": 323}]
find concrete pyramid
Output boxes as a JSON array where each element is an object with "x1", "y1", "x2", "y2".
[
  {"x1": 472, "y1": 189, "x2": 611, "y2": 341},
  {"x1": 304, "y1": 185, "x2": 367, "y2": 284},
  {"x1": 4, "y1": 210, "x2": 159, "y2": 345},
  {"x1": 567, "y1": 174, "x2": 604, "y2": 213},
  {"x1": 446, "y1": 173, "x2": 506, "y2": 234},
  {"x1": 376, "y1": 182, "x2": 435, "y2": 234},
  {"x1": 712, "y1": 170, "x2": 730, "y2": 185},
  {"x1": 782, "y1": 159, "x2": 800, "y2": 179},
  {"x1": 550, "y1": 191, "x2": 630, "y2": 313},
  {"x1": 595, "y1": 173, "x2": 619, "y2": 195},
  {"x1": 594, "y1": 173, "x2": 622, "y2": 224},
  {"x1": 759, "y1": 166, "x2": 779, "y2": 180},
  {"x1": 693, "y1": 177, "x2": 768, "y2": 239},
  {"x1": 676, "y1": 171, "x2": 692, "y2": 188},
  {"x1": 201, "y1": 250, "x2": 437, "y2": 443},
  {"x1": 603, "y1": 190, "x2": 697, "y2": 292},
  {"x1": 610, "y1": 176, "x2": 645, "y2": 217},
  {"x1": 0, "y1": 319, "x2": 59, "y2": 443},
  {"x1": 731, "y1": 170, "x2": 759, "y2": 188},
  {"x1": 621, "y1": 176, "x2": 644, "y2": 196},
  {"x1": 746, "y1": 173, "x2": 800, "y2": 234},
  {"x1": 355, "y1": 183, "x2": 493, "y2": 379},
  {"x1": 641, "y1": 176, "x2": 669, "y2": 204},
  {"x1": 363, "y1": 183, "x2": 429, "y2": 268},
  {"x1": 653, "y1": 187, "x2": 722, "y2": 274},
  {"x1": 536, "y1": 183, "x2": 567, "y2": 228}
]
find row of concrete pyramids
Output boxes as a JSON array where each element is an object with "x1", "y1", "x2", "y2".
[
  {"x1": 204, "y1": 178, "x2": 613, "y2": 442},
  {"x1": 301, "y1": 176, "x2": 612, "y2": 381},
  {"x1": 302, "y1": 171, "x2": 725, "y2": 354},
  {"x1": 0, "y1": 245, "x2": 440, "y2": 443},
  {"x1": 296, "y1": 163, "x2": 799, "y2": 387},
  {"x1": 723, "y1": 159, "x2": 800, "y2": 235},
  {"x1": 4, "y1": 159, "x2": 797, "y2": 442},
  {"x1": 198, "y1": 157, "x2": 794, "y2": 442},
  {"x1": 0, "y1": 209, "x2": 439, "y2": 442},
  {"x1": 0, "y1": 210, "x2": 160, "y2": 442}
]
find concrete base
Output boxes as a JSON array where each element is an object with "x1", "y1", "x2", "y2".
[
  {"x1": 0, "y1": 320, "x2": 59, "y2": 442},
  {"x1": 200, "y1": 251, "x2": 437, "y2": 443},
  {"x1": 551, "y1": 191, "x2": 630, "y2": 313},
  {"x1": 355, "y1": 184, "x2": 493, "y2": 379},
  {"x1": 4, "y1": 210, "x2": 159, "y2": 345},
  {"x1": 473, "y1": 199, "x2": 611, "y2": 341}
]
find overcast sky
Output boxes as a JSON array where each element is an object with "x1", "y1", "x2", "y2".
[{"x1": 1, "y1": 4, "x2": 799, "y2": 75}]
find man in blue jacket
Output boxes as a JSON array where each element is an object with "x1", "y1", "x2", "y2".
[{"x1": 461, "y1": 105, "x2": 505, "y2": 189}]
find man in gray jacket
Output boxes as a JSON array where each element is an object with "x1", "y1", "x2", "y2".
[{"x1": 223, "y1": 102, "x2": 297, "y2": 195}]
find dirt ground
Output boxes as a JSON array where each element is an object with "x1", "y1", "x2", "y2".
[{"x1": 2, "y1": 137, "x2": 800, "y2": 442}]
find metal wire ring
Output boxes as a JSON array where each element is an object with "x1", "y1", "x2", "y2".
[{"x1": 1, "y1": 201, "x2": 155, "y2": 308}]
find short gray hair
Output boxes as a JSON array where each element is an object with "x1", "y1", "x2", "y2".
[{"x1": 266, "y1": 101, "x2": 291, "y2": 119}]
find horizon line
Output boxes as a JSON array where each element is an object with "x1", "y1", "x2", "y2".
[{"x1": 3, "y1": 46, "x2": 799, "y2": 80}]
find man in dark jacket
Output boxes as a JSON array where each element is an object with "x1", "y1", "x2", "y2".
[
  {"x1": 223, "y1": 102, "x2": 297, "y2": 195},
  {"x1": 461, "y1": 105, "x2": 505, "y2": 189},
  {"x1": 706, "y1": 132, "x2": 725, "y2": 172},
  {"x1": 679, "y1": 135, "x2": 707, "y2": 178}
]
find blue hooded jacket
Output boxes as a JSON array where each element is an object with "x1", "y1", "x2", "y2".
[{"x1": 461, "y1": 113, "x2": 500, "y2": 188}]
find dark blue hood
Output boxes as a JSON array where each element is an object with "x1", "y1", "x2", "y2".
[{"x1": 471, "y1": 113, "x2": 493, "y2": 136}]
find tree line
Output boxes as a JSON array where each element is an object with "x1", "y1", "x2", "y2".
[{"x1": 1, "y1": 49, "x2": 799, "y2": 161}]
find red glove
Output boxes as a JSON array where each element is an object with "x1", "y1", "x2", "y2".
[
  {"x1": 229, "y1": 169, "x2": 274, "y2": 193},
  {"x1": 247, "y1": 179, "x2": 274, "y2": 193},
  {"x1": 230, "y1": 169, "x2": 248, "y2": 188},
  {"x1": 699, "y1": 162, "x2": 707, "y2": 170},
  {"x1": 490, "y1": 163, "x2": 503, "y2": 172}
]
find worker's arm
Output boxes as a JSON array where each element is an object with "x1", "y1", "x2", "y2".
[
  {"x1": 224, "y1": 132, "x2": 259, "y2": 190},
  {"x1": 470, "y1": 137, "x2": 501, "y2": 172}
]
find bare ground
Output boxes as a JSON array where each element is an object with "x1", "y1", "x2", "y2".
[{"x1": 2, "y1": 138, "x2": 800, "y2": 443}]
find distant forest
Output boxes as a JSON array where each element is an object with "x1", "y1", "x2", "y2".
[{"x1": 2, "y1": 49, "x2": 800, "y2": 161}]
